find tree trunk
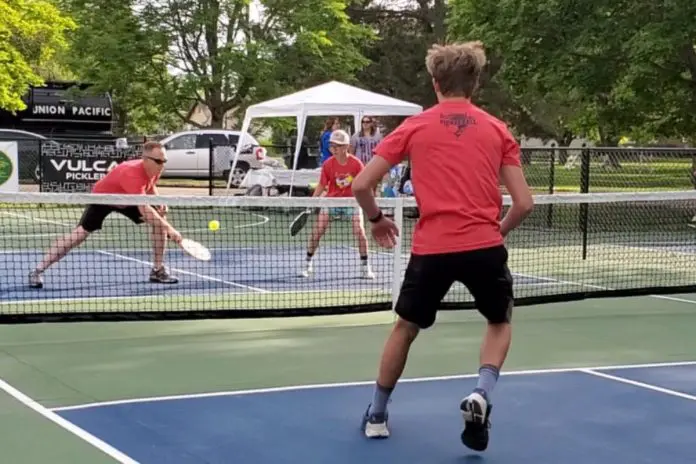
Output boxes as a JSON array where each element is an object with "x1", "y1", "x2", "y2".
[
  {"x1": 209, "y1": 104, "x2": 225, "y2": 128},
  {"x1": 597, "y1": 124, "x2": 622, "y2": 169}
]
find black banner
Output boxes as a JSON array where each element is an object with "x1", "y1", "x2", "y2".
[{"x1": 40, "y1": 142, "x2": 141, "y2": 192}]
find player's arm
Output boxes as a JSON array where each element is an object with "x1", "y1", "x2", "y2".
[
  {"x1": 499, "y1": 133, "x2": 534, "y2": 237},
  {"x1": 352, "y1": 122, "x2": 411, "y2": 220},
  {"x1": 312, "y1": 163, "x2": 330, "y2": 197},
  {"x1": 121, "y1": 178, "x2": 178, "y2": 238},
  {"x1": 312, "y1": 182, "x2": 326, "y2": 197},
  {"x1": 147, "y1": 183, "x2": 169, "y2": 215},
  {"x1": 352, "y1": 158, "x2": 392, "y2": 219},
  {"x1": 138, "y1": 204, "x2": 171, "y2": 228}
]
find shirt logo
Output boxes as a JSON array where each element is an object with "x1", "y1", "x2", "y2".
[
  {"x1": 440, "y1": 113, "x2": 477, "y2": 138},
  {"x1": 335, "y1": 174, "x2": 354, "y2": 189}
]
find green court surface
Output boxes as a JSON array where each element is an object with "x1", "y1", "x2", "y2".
[
  {"x1": 2, "y1": 292, "x2": 696, "y2": 463},
  {"x1": 3, "y1": 191, "x2": 696, "y2": 462}
]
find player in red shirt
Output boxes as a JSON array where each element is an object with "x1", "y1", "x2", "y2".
[
  {"x1": 28, "y1": 141, "x2": 184, "y2": 288},
  {"x1": 301, "y1": 129, "x2": 375, "y2": 280},
  {"x1": 353, "y1": 42, "x2": 534, "y2": 450}
]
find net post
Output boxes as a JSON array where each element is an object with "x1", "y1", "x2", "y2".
[
  {"x1": 391, "y1": 197, "x2": 404, "y2": 312},
  {"x1": 208, "y1": 139, "x2": 214, "y2": 197},
  {"x1": 546, "y1": 147, "x2": 556, "y2": 228},
  {"x1": 579, "y1": 145, "x2": 590, "y2": 260},
  {"x1": 38, "y1": 140, "x2": 44, "y2": 193}
]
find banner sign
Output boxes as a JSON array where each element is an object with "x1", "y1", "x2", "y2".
[
  {"x1": 0, "y1": 142, "x2": 19, "y2": 193},
  {"x1": 40, "y1": 142, "x2": 141, "y2": 192},
  {"x1": 27, "y1": 103, "x2": 112, "y2": 123}
]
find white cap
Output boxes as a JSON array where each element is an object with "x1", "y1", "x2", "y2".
[{"x1": 329, "y1": 129, "x2": 350, "y2": 145}]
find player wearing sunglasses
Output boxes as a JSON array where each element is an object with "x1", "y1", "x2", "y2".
[{"x1": 28, "y1": 141, "x2": 183, "y2": 288}]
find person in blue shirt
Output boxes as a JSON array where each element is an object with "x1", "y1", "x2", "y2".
[{"x1": 319, "y1": 117, "x2": 340, "y2": 165}]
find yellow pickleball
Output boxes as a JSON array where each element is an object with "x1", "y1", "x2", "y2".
[{"x1": 208, "y1": 220, "x2": 220, "y2": 231}]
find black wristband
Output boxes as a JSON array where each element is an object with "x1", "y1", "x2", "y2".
[{"x1": 368, "y1": 210, "x2": 384, "y2": 223}]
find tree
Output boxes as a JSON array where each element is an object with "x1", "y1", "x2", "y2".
[
  {"x1": 348, "y1": 0, "x2": 447, "y2": 110},
  {"x1": 63, "y1": 0, "x2": 179, "y2": 134},
  {"x1": 447, "y1": 0, "x2": 696, "y2": 146},
  {"x1": 139, "y1": 0, "x2": 374, "y2": 128},
  {"x1": 0, "y1": 0, "x2": 76, "y2": 112}
]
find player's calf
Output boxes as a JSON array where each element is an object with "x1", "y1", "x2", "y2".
[{"x1": 352, "y1": 216, "x2": 375, "y2": 279}]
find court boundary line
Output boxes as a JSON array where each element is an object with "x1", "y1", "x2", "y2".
[
  {"x1": 351, "y1": 245, "x2": 696, "y2": 306},
  {"x1": 580, "y1": 369, "x2": 696, "y2": 402},
  {"x1": 609, "y1": 243, "x2": 696, "y2": 258},
  {"x1": 95, "y1": 250, "x2": 269, "y2": 293},
  {"x1": 2, "y1": 210, "x2": 268, "y2": 294},
  {"x1": 0, "y1": 378, "x2": 137, "y2": 463},
  {"x1": 0, "y1": 277, "x2": 562, "y2": 306},
  {"x1": 0, "y1": 288, "x2": 392, "y2": 306},
  {"x1": 1, "y1": 207, "x2": 269, "y2": 233},
  {"x1": 49, "y1": 360, "x2": 696, "y2": 412}
]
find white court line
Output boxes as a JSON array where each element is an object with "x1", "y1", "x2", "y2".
[
  {"x1": 234, "y1": 212, "x2": 269, "y2": 229},
  {"x1": 1, "y1": 212, "x2": 269, "y2": 239},
  {"x1": 1, "y1": 211, "x2": 68, "y2": 227},
  {"x1": 96, "y1": 250, "x2": 268, "y2": 293},
  {"x1": 1, "y1": 208, "x2": 269, "y2": 229},
  {"x1": 580, "y1": 369, "x2": 696, "y2": 402},
  {"x1": 3, "y1": 210, "x2": 269, "y2": 294},
  {"x1": 0, "y1": 379, "x2": 137, "y2": 463},
  {"x1": 0, "y1": 287, "x2": 388, "y2": 305},
  {"x1": 50, "y1": 360, "x2": 696, "y2": 412},
  {"x1": 0, "y1": 245, "x2": 303, "y2": 254},
  {"x1": 342, "y1": 245, "x2": 696, "y2": 304},
  {"x1": 0, "y1": 292, "x2": 249, "y2": 306},
  {"x1": 607, "y1": 243, "x2": 696, "y2": 258}
]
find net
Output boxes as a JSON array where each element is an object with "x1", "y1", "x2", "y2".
[{"x1": 1, "y1": 190, "x2": 696, "y2": 322}]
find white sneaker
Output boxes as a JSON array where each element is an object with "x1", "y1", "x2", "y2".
[
  {"x1": 361, "y1": 264, "x2": 375, "y2": 280},
  {"x1": 361, "y1": 405, "x2": 389, "y2": 439},
  {"x1": 301, "y1": 261, "x2": 313, "y2": 278}
]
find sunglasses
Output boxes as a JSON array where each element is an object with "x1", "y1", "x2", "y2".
[
  {"x1": 146, "y1": 156, "x2": 167, "y2": 165},
  {"x1": 362, "y1": 120, "x2": 372, "y2": 124}
]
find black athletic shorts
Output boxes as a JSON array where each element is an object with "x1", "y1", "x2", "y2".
[
  {"x1": 394, "y1": 245, "x2": 514, "y2": 329},
  {"x1": 78, "y1": 204, "x2": 144, "y2": 232}
]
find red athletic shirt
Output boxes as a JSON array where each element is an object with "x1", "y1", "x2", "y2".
[
  {"x1": 91, "y1": 159, "x2": 159, "y2": 195},
  {"x1": 374, "y1": 100, "x2": 521, "y2": 255},
  {"x1": 319, "y1": 155, "x2": 364, "y2": 197}
]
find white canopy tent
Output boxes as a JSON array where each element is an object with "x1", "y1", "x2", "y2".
[{"x1": 226, "y1": 81, "x2": 423, "y2": 194}]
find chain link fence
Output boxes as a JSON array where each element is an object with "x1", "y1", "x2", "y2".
[{"x1": 3, "y1": 132, "x2": 694, "y2": 196}]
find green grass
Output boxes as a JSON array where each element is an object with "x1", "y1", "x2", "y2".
[{"x1": 524, "y1": 159, "x2": 694, "y2": 192}]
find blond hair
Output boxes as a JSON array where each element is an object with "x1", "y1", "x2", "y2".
[{"x1": 425, "y1": 41, "x2": 487, "y2": 98}]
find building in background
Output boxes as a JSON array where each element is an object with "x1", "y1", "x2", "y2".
[{"x1": 0, "y1": 81, "x2": 114, "y2": 138}]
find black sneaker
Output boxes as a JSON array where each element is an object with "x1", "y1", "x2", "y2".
[
  {"x1": 460, "y1": 392, "x2": 492, "y2": 451},
  {"x1": 28, "y1": 270, "x2": 43, "y2": 289},
  {"x1": 149, "y1": 267, "x2": 178, "y2": 284}
]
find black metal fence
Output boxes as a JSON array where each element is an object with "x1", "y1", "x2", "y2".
[
  {"x1": 4, "y1": 135, "x2": 695, "y2": 196},
  {"x1": 520, "y1": 147, "x2": 696, "y2": 194}
]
